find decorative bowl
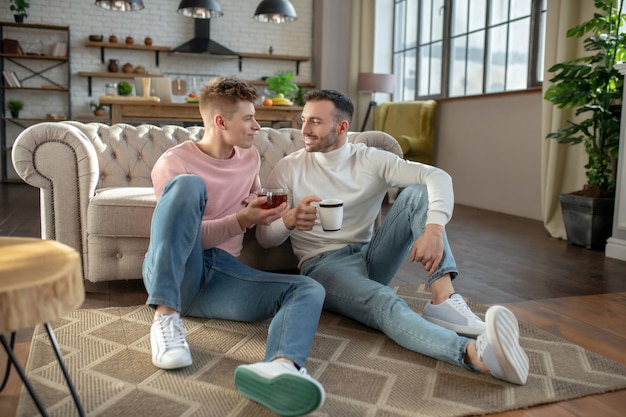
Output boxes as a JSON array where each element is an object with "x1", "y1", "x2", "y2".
[{"x1": 89, "y1": 35, "x2": 103, "y2": 42}]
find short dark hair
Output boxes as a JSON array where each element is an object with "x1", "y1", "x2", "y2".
[
  {"x1": 200, "y1": 77, "x2": 259, "y2": 119},
  {"x1": 304, "y1": 89, "x2": 354, "y2": 124}
]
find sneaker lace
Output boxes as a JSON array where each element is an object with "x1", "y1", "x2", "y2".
[
  {"x1": 474, "y1": 333, "x2": 488, "y2": 358},
  {"x1": 450, "y1": 295, "x2": 481, "y2": 320},
  {"x1": 155, "y1": 314, "x2": 187, "y2": 349},
  {"x1": 298, "y1": 367, "x2": 312, "y2": 377}
]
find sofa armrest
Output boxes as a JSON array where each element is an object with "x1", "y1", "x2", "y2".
[
  {"x1": 348, "y1": 130, "x2": 404, "y2": 158},
  {"x1": 12, "y1": 122, "x2": 100, "y2": 275}
]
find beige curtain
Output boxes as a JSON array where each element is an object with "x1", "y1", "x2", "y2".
[
  {"x1": 541, "y1": 0, "x2": 592, "y2": 238},
  {"x1": 349, "y1": 0, "x2": 376, "y2": 130}
]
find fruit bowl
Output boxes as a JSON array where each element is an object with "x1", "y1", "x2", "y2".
[
  {"x1": 271, "y1": 97, "x2": 293, "y2": 106},
  {"x1": 185, "y1": 97, "x2": 199, "y2": 103}
]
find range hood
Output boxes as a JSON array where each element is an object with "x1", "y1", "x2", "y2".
[{"x1": 172, "y1": 19, "x2": 238, "y2": 56}]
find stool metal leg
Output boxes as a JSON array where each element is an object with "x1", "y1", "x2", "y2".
[
  {"x1": 1, "y1": 325, "x2": 86, "y2": 417},
  {"x1": 0, "y1": 333, "x2": 50, "y2": 416},
  {"x1": 0, "y1": 332, "x2": 16, "y2": 392},
  {"x1": 44, "y1": 323, "x2": 86, "y2": 417}
]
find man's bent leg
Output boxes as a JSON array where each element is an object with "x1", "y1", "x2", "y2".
[
  {"x1": 182, "y1": 249, "x2": 326, "y2": 416},
  {"x1": 303, "y1": 248, "x2": 471, "y2": 368},
  {"x1": 143, "y1": 175, "x2": 207, "y2": 369},
  {"x1": 366, "y1": 184, "x2": 458, "y2": 286},
  {"x1": 143, "y1": 174, "x2": 207, "y2": 311},
  {"x1": 182, "y1": 249, "x2": 325, "y2": 368},
  {"x1": 365, "y1": 185, "x2": 484, "y2": 336}
]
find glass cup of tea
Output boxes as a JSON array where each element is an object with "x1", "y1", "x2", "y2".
[{"x1": 260, "y1": 188, "x2": 287, "y2": 209}]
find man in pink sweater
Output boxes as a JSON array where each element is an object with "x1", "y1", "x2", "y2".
[{"x1": 143, "y1": 77, "x2": 325, "y2": 416}]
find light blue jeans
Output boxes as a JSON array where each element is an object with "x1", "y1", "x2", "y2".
[
  {"x1": 301, "y1": 185, "x2": 473, "y2": 369},
  {"x1": 143, "y1": 175, "x2": 325, "y2": 368}
]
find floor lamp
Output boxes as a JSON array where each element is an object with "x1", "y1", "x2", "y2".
[{"x1": 357, "y1": 73, "x2": 394, "y2": 131}]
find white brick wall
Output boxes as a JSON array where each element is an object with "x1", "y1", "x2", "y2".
[{"x1": 1, "y1": 0, "x2": 313, "y2": 118}]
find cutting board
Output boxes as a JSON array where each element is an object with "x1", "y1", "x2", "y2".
[
  {"x1": 99, "y1": 95, "x2": 161, "y2": 104},
  {"x1": 172, "y1": 77, "x2": 187, "y2": 95}
]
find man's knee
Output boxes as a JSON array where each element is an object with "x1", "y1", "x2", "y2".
[
  {"x1": 164, "y1": 174, "x2": 205, "y2": 195},
  {"x1": 160, "y1": 175, "x2": 207, "y2": 211},
  {"x1": 396, "y1": 184, "x2": 429, "y2": 206}
]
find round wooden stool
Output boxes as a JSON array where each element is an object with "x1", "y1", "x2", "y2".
[{"x1": 0, "y1": 237, "x2": 85, "y2": 416}]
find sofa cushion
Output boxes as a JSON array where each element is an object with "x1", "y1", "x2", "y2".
[{"x1": 87, "y1": 187, "x2": 156, "y2": 237}]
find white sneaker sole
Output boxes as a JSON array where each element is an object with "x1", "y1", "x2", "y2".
[
  {"x1": 485, "y1": 306, "x2": 529, "y2": 385},
  {"x1": 151, "y1": 353, "x2": 192, "y2": 370},
  {"x1": 234, "y1": 365, "x2": 324, "y2": 417}
]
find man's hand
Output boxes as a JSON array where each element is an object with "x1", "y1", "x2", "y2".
[
  {"x1": 236, "y1": 195, "x2": 288, "y2": 229},
  {"x1": 241, "y1": 193, "x2": 257, "y2": 205},
  {"x1": 410, "y1": 224, "x2": 445, "y2": 276},
  {"x1": 283, "y1": 195, "x2": 321, "y2": 230}
]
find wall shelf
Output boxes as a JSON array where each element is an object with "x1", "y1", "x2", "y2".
[
  {"x1": 76, "y1": 71, "x2": 164, "y2": 96},
  {"x1": 1, "y1": 86, "x2": 69, "y2": 92},
  {"x1": 85, "y1": 41, "x2": 170, "y2": 67},
  {"x1": 247, "y1": 79, "x2": 315, "y2": 89},
  {"x1": 237, "y1": 52, "x2": 310, "y2": 75},
  {"x1": 0, "y1": 53, "x2": 69, "y2": 62}
]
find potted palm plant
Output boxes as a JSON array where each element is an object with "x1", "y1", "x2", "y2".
[{"x1": 544, "y1": 0, "x2": 626, "y2": 249}]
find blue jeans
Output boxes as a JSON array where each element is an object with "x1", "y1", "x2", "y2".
[
  {"x1": 143, "y1": 175, "x2": 325, "y2": 368},
  {"x1": 301, "y1": 185, "x2": 473, "y2": 369}
]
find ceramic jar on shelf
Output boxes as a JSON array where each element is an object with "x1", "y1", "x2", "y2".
[{"x1": 108, "y1": 59, "x2": 119, "y2": 73}]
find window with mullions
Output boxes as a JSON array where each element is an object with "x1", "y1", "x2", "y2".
[{"x1": 393, "y1": 0, "x2": 546, "y2": 100}]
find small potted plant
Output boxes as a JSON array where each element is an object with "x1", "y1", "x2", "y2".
[
  {"x1": 89, "y1": 100, "x2": 106, "y2": 117},
  {"x1": 265, "y1": 71, "x2": 299, "y2": 106},
  {"x1": 7, "y1": 99, "x2": 23, "y2": 118},
  {"x1": 117, "y1": 80, "x2": 133, "y2": 96},
  {"x1": 9, "y1": 0, "x2": 30, "y2": 22}
]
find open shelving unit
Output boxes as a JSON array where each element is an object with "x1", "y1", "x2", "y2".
[{"x1": 1, "y1": 21, "x2": 71, "y2": 183}]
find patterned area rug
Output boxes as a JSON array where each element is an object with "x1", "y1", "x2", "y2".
[{"x1": 17, "y1": 284, "x2": 626, "y2": 417}]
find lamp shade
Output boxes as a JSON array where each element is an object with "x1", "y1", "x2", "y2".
[
  {"x1": 94, "y1": 0, "x2": 145, "y2": 11},
  {"x1": 254, "y1": 0, "x2": 297, "y2": 23},
  {"x1": 178, "y1": 0, "x2": 224, "y2": 18},
  {"x1": 357, "y1": 73, "x2": 394, "y2": 94}
]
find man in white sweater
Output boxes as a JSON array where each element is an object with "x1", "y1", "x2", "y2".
[{"x1": 256, "y1": 89, "x2": 529, "y2": 385}]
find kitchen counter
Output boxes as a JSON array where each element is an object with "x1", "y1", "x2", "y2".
[{"x1": 98, "y1": 96, "x2": 303, "y2": 128}]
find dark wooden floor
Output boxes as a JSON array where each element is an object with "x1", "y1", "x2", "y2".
[{"x1": 1, "y1": 182, "x2": 625, "y2": 416}]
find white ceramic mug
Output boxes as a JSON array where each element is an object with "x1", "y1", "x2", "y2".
[{"x1": 318, "y1": 199, "x2": 343, "y2": 231}]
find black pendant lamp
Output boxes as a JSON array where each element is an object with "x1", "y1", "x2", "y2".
[
  {"x1": 94, "y1": 0, "x2": 145, "y2": 11},
  {"x1": 254, "y1": 0, "x2": 297, "y2": 23},
  {"x1": 178, "y1": 0, "x2": 223, "y2": 19}
]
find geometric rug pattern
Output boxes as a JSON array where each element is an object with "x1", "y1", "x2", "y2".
[{"x1": 17, "y1": 284, "x2": 626, "y2": 417}]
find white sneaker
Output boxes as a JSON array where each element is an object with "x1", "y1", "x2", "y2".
[
  {"x1": 476, "y1": 305, "x2": 529, "y2": 385},
  {"x1": 423, "y1": 293, "x2": 486, "y2": 336},
  {"x1": 234, "y1": 362, "x2": 325, "y2": 417},
  {"x1": 150, "y1": 312, "x2": 192, "y2": 369}
]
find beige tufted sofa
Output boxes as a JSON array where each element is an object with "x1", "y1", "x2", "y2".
[{"x1": 12, "y1": 122, "x2": 402, "y2": 283}]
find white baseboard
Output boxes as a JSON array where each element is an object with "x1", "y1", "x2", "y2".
[{"x1": 605, "y1": 237, "x2": 626, "y2": 261}]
